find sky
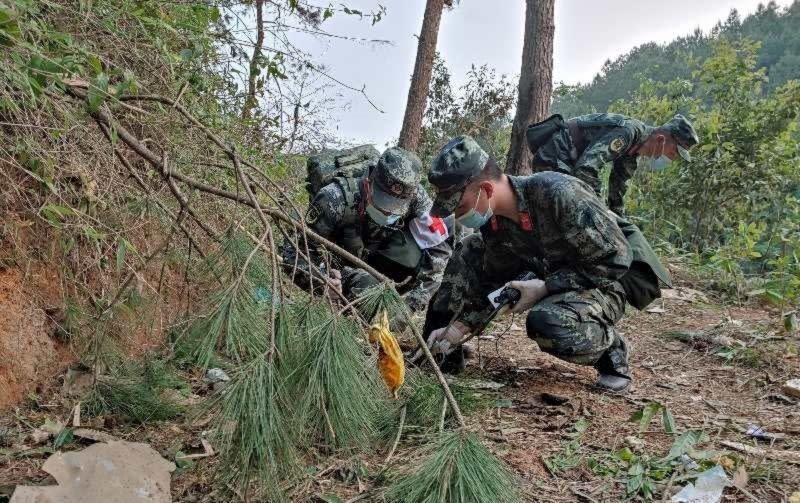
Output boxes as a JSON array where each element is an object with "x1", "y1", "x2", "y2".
[{"x1": 293, "y1": 0, "x2": 792, "y2": 147}]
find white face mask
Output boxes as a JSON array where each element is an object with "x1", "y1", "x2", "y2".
[
  {"x1": 456, "y1": 188, "x2": 493, "y2": 229},
  {"x1": 366, "y1": 204, "x2": 401, "y2": 226}
]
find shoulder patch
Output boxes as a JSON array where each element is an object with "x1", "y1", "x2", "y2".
[
  {"x1": 609, "y1": 136, "x2": 627, "y2": 154},
  {"x1": 409, "y1": 213, "x2": 448, "y2": 249},
  {"x1": 305, "y1": 203, "x2": 322, "y2": 225}
]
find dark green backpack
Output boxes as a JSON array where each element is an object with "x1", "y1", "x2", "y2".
[{"x1": 305, "y1": 145, "x2": 380, "y2": 196}]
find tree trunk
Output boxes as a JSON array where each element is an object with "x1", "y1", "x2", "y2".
[
  {"x1": 242, "y1": 0, "x2": 265, "y2": 120},
  {"x1": 398, "y1": 0, "x2": 449, "y2": 152},
  {"x1": 506, "y1": 0, "x2": 554, "y2": 175}
]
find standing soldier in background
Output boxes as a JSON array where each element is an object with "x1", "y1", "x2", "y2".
[
  {"x1": 526, "y1": 113, "x2": 699, "y2": 214},
  {"x1": 282, "y1": 146, "x2": 453, "y2": 317}
]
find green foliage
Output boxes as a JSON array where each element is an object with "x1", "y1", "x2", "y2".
[
  {"x1": 292, "y1": 314, "x2": 386, "y2": 450},
  {"x1": 418, "y1": 55, "x2": 515, "y2": 171},
  {"x1": 176, "y1": 233, "x2": 273, "y2": 368},
  {"x1": 86, "y1": 358, "x2": 186, "y2": 423},
  {"x1": 610, "y1": 39, "x2": 800, "y2": 305},
  {"x1": 543, "y1": 416, "x2": 590, "y2": 474},
  {"x1": 210, "y1": 354, "x2": 300, "y2": 499},
  {"x1": 629, "y1": 402, "x2": 676, "y2": 434},
  {"x1": 386, "y1": 430, "x2": 518, "y2": 503},
  {"x1": 551, "y1": 1, "x2": 800, "y2": 112}
]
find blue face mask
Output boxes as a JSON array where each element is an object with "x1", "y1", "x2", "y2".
[
  {"x1": 457, "y1": 188, "x2": 493, "y2": 229},
  {"x1": 649, "y1": 155, "x2": 670, "y2": 171},
  {"x1": 366, "y1": 204, "x2": 401, "y2": 226}
]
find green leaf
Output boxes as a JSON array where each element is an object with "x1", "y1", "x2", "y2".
[
  {"x1": 87, "y1": 73, "x2": 109, "y2": 112},
  {"x1": 53, "y1": 428, "x2": 74, "y2": 449},
  {"x1": 630, "y1": 402, "x2": 663, "y2": 432},
  {"x1": 663, "y1": 431, "x2": 709, "y2": 461},
  {"x1": 662, "y1": 408, "x2": 676, "y2": 434},
  {"x1": 317, "y1": 495, "x2": 344, "y2": 503},
  {"x1": 87, "y1": 54, "x2": 103, "y2": 75},
  {"x1": 323, "y1": 8, "x2": 333, "y2": 20},
  {"x1": 116, "y1": 239, "x2": 128, "y2": 271},
  {"x1": 0, "y1": 7, "x2": 20, "y2": 46},
  {"x1": 615, "y1": 447, "x2": 635, "y2": 463}
]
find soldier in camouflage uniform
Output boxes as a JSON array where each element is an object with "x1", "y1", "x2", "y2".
[
  {"x1": 526, "y1": 113, "x2": 699, "y2": 214},
  {"x1": 422, "y1": 136, "x2": 671, "y2": 393},
  {"x1": 282, "y1": 147, "x2": 453, "y2": 315}
]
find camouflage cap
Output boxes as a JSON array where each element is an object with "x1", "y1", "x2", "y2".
[
  {"x1": 370, "y1": 147, "x2": 422, "y2": 214},
  {"x1": 428, "y1": 136, "x2": 489, "y2": 217},
  {"x1": 662, "y1": 114, "x2": 699, "y2": 161}
]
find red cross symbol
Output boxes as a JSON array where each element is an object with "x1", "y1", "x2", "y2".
[{"x1": 428, "y1": 217, "x2": 447, "y2": 235}]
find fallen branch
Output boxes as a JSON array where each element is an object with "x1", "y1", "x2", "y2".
[
  {"x1": 720, "y1": 440, "x2": 800, "y2": 465},
  {"x1": 70, "y1": 85, "x2": 467, "y2": 429}
]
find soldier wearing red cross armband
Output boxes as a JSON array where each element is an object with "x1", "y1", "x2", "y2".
[{"x1": 281, "y1": 146, "x2": 453, "y2": 318}]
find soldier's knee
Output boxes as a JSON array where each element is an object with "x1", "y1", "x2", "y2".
[{"x1": 525, "y1": 308, "x2": 577, "y2": 355}]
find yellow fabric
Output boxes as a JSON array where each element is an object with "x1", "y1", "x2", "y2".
[{"x1": 368, "y1": 311, "x2": 405, "y2": 399}]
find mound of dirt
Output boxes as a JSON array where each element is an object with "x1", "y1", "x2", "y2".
[{"x1": 0, "y1": 267, "x2": 71, "y2": 410}]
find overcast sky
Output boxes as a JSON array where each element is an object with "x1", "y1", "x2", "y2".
[{"x1": 294, "y1": 0, "x2": 791, "y2": 147}]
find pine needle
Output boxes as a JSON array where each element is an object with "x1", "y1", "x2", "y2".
[
  {"x1": 353, "y1": 282, "x2": 406, "y2": 323},
  {"x1": 210, "y1": 354, "x2": 300, "y2": 500},
  {"x1": 85, "y1": 358, "x2": 186, "y2": 423},
  {"x1": 386, "y1": 430, "x2": 519, "y2": 503},
  {"x1": 292, "y1": 312, "x2": 386, "y2": 450},
  {"x1": 377, "y1": 370, "x2": 487, "y2": 442}
]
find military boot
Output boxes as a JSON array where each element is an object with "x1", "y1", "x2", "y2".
[
  {"x1": 594, "y1": 330, "x2": 632, "y2": 393},
  {"x1": 439, "y1": 345, "x2": 466, "y2": 374}
]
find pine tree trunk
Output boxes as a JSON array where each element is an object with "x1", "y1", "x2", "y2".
[
  {"x1": 398, "y1": 0, "x2": 449, "y2": 152},
  {"x1": 242, "y1": 0, "x2": 265, "y2": 120},
  {"x1": 506, "y1": 0, "x2": 555, "y2": 175}
]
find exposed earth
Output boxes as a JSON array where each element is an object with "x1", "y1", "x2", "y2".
[{"x1": 1, "y1": 277, "x2": 798, "y2": 502}]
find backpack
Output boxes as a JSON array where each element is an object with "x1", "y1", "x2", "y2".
[{"x1": 305, "y1": 144, "x2": 381, "y2": 196}]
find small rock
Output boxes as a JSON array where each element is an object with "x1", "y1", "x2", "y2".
[
  {"x1": 782, "y1": 378, "x2": 800, "y2": 399},
  {"x1": 625, "y1": 435, "x2": 644, "y2": 451},
  {"x1": 28, "y1": 429, "x2": 51, "y2": 445},
  {"x1": 206, "y1": 368, "x2": 230, "y2": 383},
  {"x1": 212, "y1": 381, "x2": 229, "y2": 393}
]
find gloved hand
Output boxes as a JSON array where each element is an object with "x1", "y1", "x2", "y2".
[
  {"x1": 499, "y1": 278, "x2": 548, "y2": 315},
  {"x1": 421, "y1": 321, "x2": 471, "y2": 358},
  {"x1": 325, "y1": 268, "x2": 342, "y2": 295}
]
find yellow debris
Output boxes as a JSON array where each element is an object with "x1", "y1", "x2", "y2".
[{"x1": 368, "y1": 311, "x2": 405, "y2": 399}]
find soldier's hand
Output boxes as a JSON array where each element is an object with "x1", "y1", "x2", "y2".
[
  {"x1": 422, "y1": 321, "x2": 471, "y2": 358},
  {"x1": 501, "y1": 278, "x2": 548, "y2": 315},
  {"x1": 326, "y1": 268, "x2": 342, "y2": 295}
]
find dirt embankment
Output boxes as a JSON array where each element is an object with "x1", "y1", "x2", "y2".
[{"x1": 0, "y1": 265, "x2": 71, "y2": 410}]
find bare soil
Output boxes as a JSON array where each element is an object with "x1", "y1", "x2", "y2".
[{"x1": 1, "y1": 285, "x2": 798, "y2": 502}]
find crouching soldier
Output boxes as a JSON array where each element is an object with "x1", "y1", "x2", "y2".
[
  {"x1": 282, "y1": 146, "x2": 453, "y2": 317},
  {"x1": 421, "y1": 136, "x2": 671, "y2": 392}
]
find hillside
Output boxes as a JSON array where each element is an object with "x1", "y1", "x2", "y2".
[{"x1": 552, "y1": 1, "x2": 800, "y2": 116}]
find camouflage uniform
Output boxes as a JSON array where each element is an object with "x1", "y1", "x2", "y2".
[
  {"x1": 426, "y1": 136, "x2": 671, "y2": 381},
  {"x1": 425, "y1": 172, "x2": 631, "y2": 368},
  {"x1": 526, "y1": 113, "x2": 698, "y2": 214},
  {"x1": 283, "y1": 147, "x2": 453, "y2": 313}
]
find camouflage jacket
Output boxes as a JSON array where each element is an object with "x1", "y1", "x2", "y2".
[
  {"x1": 459, "y1": 172, "x2": 634, "y2": 329},
  {"x1": 282, "y1": 176, "x2": 452, "y2": 306},
  {"x1": 569, "y1": 113, "x2": 649, "y2": 196}
]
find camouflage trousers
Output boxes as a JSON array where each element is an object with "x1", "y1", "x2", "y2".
[{"x1": 422, "y1": 234, "x2": 627, "y2": 367}]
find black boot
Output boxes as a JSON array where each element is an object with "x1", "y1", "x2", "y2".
[
  {"x1": 594, "y1": 330, "x2": 632, "y2": 393},
  {"x1": 439, "y1": 345, "x2": 466, "y2": 375}
]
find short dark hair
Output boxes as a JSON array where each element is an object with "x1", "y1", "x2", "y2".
[{"x1": 472, "y1": 157, "x2": 503, "y2": 183}]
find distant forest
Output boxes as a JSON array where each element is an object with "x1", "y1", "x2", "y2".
[{"x1": 551, "y1": 1, "x2": 800, "y2": 116}]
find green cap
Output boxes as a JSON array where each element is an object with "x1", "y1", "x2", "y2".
[
  {"x1": 370, "y1": 147, "x2": 421, "y2": 214},
  {"x1": 428, "y1": 136, "x2": 489, "y2": 217},
  {"x1": 662, "y1": 114, "x2": 699, "y2": 161}
]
